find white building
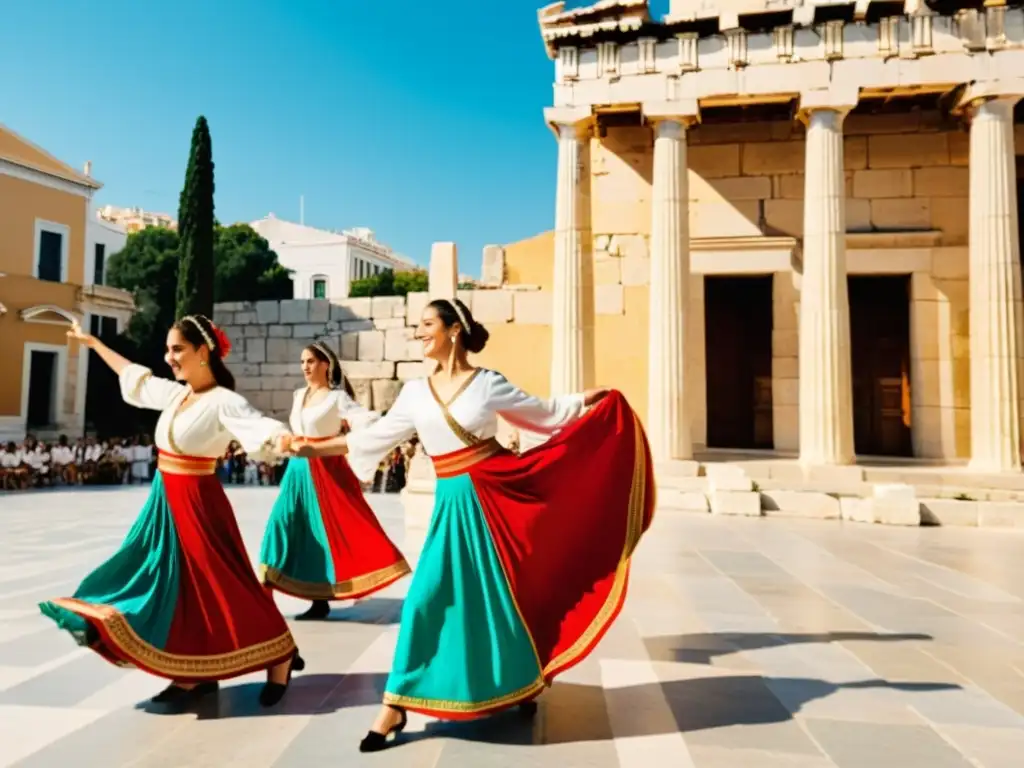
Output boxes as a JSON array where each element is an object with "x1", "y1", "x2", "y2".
[
  {"x1": 96, "y1": 204, "x2": 176, "y2": 233},
  {"x1": 86, "y1": 212, "x2": 127, "y2": 289},
  {"x1": 249, "y1": 214, "x2": 417, "y2": 300}
]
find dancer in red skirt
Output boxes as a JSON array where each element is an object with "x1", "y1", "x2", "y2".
[
  {"x1": 40, "y1": 315, "x2": 304, "y2": 709},
  {"x1": 281, "y1": 299, "x2": 655, "y2": 751},
  {"x1": 259, "y1": 340, "x2": 410, "y2": 619}
]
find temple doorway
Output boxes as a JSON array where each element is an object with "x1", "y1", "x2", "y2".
[
  {"x1": 704, "y1": 275, "x2": 774, "y2": 450},
  {"x1": 849, "y1": 275, "x2": 913, "y2": 457}
]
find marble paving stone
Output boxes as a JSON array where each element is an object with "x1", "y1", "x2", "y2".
[{"x1": 2, "y1": 488, "x2": 1024, "y2": 765}]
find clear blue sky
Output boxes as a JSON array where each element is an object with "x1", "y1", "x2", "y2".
[{"x1": 1, "y1": 0, "x2": 668, "y2": 277}]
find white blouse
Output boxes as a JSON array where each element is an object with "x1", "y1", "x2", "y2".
[
  {"x1": 119, "y1": 364, "x2": 289, "y2": 459},
  {"x1": 345, "y1": 368, "x2": 585, "y2": 482},
  {"x1": 288, "y1": 388, "x2": 379, "y2": 437}
]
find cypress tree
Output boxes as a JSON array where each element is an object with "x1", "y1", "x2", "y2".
[{"x1": 175, "y1": 115, "x2": 216, "y2": 319}]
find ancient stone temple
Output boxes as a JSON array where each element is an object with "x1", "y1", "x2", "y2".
[{"x1": 519, "y1": 0, "x2": 1024, "y2": 480}]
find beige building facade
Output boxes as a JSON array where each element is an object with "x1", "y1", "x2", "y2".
[{"x1": 514, "y1": 0, "x2": 1024, "y2": 475}]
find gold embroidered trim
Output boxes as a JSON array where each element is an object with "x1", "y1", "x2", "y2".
[
  {"x1": 129, "y1": 371, "x2": 153, "y2": 402},
  {"x1": 427, "y1": 370, "x2": 483, "y2": 447},
  {"x1": 542, "y1": 413, "x2": 650, "y2": 676},
  {"x1": 383, "y1": 675, "x2": 546, "y2": 714},
  {"x1": 260, "y1": 560, "x2": 411, "y2": 600},
  {"x1": 157, "y1": 452, "x2": 217, "y2": 476},
  {"x1": 51, "y1": 598, "x2": 296, "y2": 677},
  {"x1": 432, "y1": 439, "x2": 505, "y2": 477}
]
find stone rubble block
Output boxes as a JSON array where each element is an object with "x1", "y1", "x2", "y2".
[
  {"x1": 384, "y1": 328, "x2": 415, "y2": 361},
  {"x1": 279, "y1": 300, "x2": 310, "y2": 325},
  {"x1": 608, "y1": 234, "x2": 648, "y2": 260},
  {"x1": 345, "y1": 361, "x2": 395, "y2": 379},
  {"x1": 705, "y1": 464, "x2": 753, "y2": 492},
  {"x1": 840, "y1": 497, "x2": 874, "y2": 524},
  {"x1": 255, "y1": 301, "x2": 280, "y2": 324},
  {"x1": 234, "y1": 363, "x2": 261, "y2": 377},
  {"x1": 213, "y1": 311, "x2": 235, "y2": 326},
  {"x1": 357, "y1": 331, "x2": 385, "y2": 362},
  {"x1": 220, "y1": 326, "x2": 243, "y2": 342},
  {"x1": 243, "y1": 326, "x2": 266, "y2": 338},
  {"x1": 349, "y1": 379, "x2": 373, "y2": 409},
  {"x1": 293, "y1": 324, "x2": 326, "y2": 339},
  {"x1": 658, "y1": 489, "x2": 710, "y2": 513},
  {"x1": 374, "y1": 317, "x2": 406, "y2": 330},
  {"x1": 342, "y1": 319, "x2": 374, "y2": 333},
  {"x1": 260, "y1": 363, "x2": 293, "y2": 376},
  {"x1": 595, "y1": 284, "x2": 624, "y2": 315},
  {"x1": 919, "y1": 499, "x2": 979, "y2": 526},
  {"x1": 266, "y1": 338, "x2": 291, "y2": 364},
  {"x1": 372, "y1": 379, "x2": 403, "y2": 411},
  {"x1": 977, "y1": 501, "x2": 1024, "y2": 528},
  {"x1": 471, "y1": 290, "x2": 514, "y2": 323},
  {"x1": 481, "y1": 245, "x2": 505, "y2": 287},
  {"x1": 268, "y1": 325, "x2": 292, "y2": 337},
  {"x1": 406, "y1": 292, "x2": 429, "y2": 326},
  {"x1": 761, "y1": 490, "x2": 841, "y2": 519},
  {"x1": 709, "y1": 491, "x2": 762, "y2": 517},
  {"x1": 340, "y1": 333, "x2": 358, "y2": 360},
  {"x1": 371, "y1": 296, "x2": 406, "y2": 319},
  {"x1": 512, "y1": 291, "x2": 553, "y2": 325},
  {"x1": 872, "y1": 484, "x2": 920, "y2": 526},
  {"x1": 216, "y1": 301, "x2": 246, "y2": 312},
  {"x1": 308, "y1": 300, "x2": 330, "y2": 324},
  {"x1": 245, "y1": 338, "x2": 266, "y2": 363},
  {"x1": 234, "y1": 311, "x2": 257, "y2": 325}
]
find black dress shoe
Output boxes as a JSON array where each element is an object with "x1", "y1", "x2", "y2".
[
  {"x1": 359, "y1": 706, "x2": 408, "y2": 752},
  {"x1": 259, "y1": 649, "x2": 304, "y2": 707},
  {"x1": 151, "y1": 681, "x2": 219, "y2": 706},
  {"x1": 295, "y1": 600, "x2": 331, "y2": 621}
]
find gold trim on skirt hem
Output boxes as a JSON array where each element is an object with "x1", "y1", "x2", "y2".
[
  {"x1": 260, "y1": 560, "x2": 411, "y2": 600},
  {"x1": 383, "y1": 676, "x2": 545, "y2": 714},
  {"x1": 50, "y1": 598, "x2": 296, "y2": 678}
]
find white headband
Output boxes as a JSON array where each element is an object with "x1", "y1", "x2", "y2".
[
  {"x1": 312, "y1": 341, "x2": 338, "y2": 384},
  {"x1": 182, "y1": 315, "x2": 216, "y2": 352},
  {"x1": 450, "y1": 300, "x2": 471, "y2": 335}
]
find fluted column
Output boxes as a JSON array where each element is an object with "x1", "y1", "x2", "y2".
[
  {"x1": 967, "y1": 95, "x2": 1023, "y2": 472},
  {"x1": 548, "y1": 113, "x2": 590, "y2": 395},
  {"x1": 647, "y1": 117, "x2": 693, "y2": 461},
  {"x1": 799, "y1": 107, "x2": 855, "y2": 466}
]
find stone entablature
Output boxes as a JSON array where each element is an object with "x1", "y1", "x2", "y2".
[{"x1": 540, "y1": 0, "x2": 1024, "y2": 111}]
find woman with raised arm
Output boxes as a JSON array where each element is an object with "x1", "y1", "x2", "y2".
[
  {"x1": 40, "y1": 315, "x2": 305, "y2": 710},
  {"x1": 259, "y1": 341, "x2": 410, "y2": 620},
  {"x1": 284, "y1": 298, "x2": 656, "y2": 752}
]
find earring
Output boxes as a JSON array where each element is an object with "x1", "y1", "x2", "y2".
[
  {"x1": 450, "y1": 337, "x2": 457, "y2": 343},
  {"x1": 200, "y1": 360, "x2": 207, "y2": 367}
]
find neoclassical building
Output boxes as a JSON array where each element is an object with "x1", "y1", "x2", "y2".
[{"x1": 520, "y1": 0, "x2": 1024, "y2": 474}]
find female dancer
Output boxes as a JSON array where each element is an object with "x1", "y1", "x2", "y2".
[
  {"x1": 40, "y1": 315, "x2": 303, "y2": 709},
  {"x1": 259, "y1": 341, "x2": 410, "y2": 620},
  {"x1": 285, "y1": 298, "x2": 655, "y2": 751}
]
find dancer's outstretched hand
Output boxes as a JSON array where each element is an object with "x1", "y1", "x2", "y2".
[
  {"x1": 67, "y1": 321, "x2": 97, "y2": 348},
  {"x1": 582, "y1": 388, "x2": 611, "y2": 406}
]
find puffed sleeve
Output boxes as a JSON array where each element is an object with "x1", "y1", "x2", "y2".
[
  {"x1": 217, "y1": 392, "x2": 291, "y2": 458},
  {"x1": 489, "y1": 372, "x2": 585, "y2": 434},
  {"x1": 337, "y1": 390, "x2": 380, "y2": 431},
  {"x1": 119, "y1": 364, "x2": 187, "y2": 411},
  {"x1": 345, "y1": 384, "x2": 417, "y2": 482}
]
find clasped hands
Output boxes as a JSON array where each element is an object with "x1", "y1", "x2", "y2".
[{"x1": 274, "y1": 434, "x2": 318, "y2": 458}]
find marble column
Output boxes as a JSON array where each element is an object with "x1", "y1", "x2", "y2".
[
  {"x1": 647, "y1": 117, "x2": 693, "y2": 461},
  {"x1": 967, "y1": 95, "x2": 1023, "y2": 473},
  {"x1": 549, "y1": 118, "x2": 589, "y2": 396},
  {"x1": 798, "y1": 107, "x2": 855, "y2": 466}
]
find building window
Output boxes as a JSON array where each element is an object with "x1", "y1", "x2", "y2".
[
  {"x1": 312, "y1": 277, "x2": 328, "y2": 299},
  {"x1": 93, "y1": 243, "x2": 106, "y2": 285},
  {"x1": 25, "y1": 348, "x2": 60, "y2": 429},
  {"x1": 34, "y1": 220, "x2": 69, "y2": 283}
]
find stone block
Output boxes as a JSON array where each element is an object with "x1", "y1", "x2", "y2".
[
  {"x1": 309, "y1": 300, "x2": 330, "y2": 324},
  {"x1": 761, "y1": 490, "x2": 841, "y2": 519},
  {"x1": 268, "y1": 325, "x2": 292, "y2": 338},
  {"x1": 280, "y1": 300, "x2": 309, "y2": 324},
  {"x1": 245, "y1": 338, "x2": 266, "y2": 363},
  {"x1": 872, "y1": 498, "x2": 921, "y2": 526},
  {"x1": 658, "y1": 489, "x2": 710, "y2": 512},
  {"x1": 234, "y1": 311, "x2": 257, "y2": 325},
  {"x1": 374, "y1": 317, "x2": 406, "y2": 330},
  {"x1": 213, "y1": 310, "x2": 234, "y2": 326},
  {"x1": 764, "y1": 199, "x2": 803, "y2": 236},
  {"x1": 688, "y1": 144, "x2": 741, "y2": 178},
  {"x1": 595, "y1": 284, "x2": 624, "y2": 315},
  {"x1": 868, "y1": 133, "x2": 950, "y2": 169},
  {"x1": 847, "y1": 199, "x2": 872, "y2": 231},
  {"x1": 372, "y1": 379, "x2": 403, "y2": 411},
  {"x1": 844, "y1": 136, "x2": 868, "y2": 170},
  {"x1": 978, "y1": 501, "x2": 1024, "y2": 528},
  {"x1": 481, "y1": 245, "x2": 505, "y2": 287},
  {"x1": 349, "y1": 379, "x2": 373, "y2": 409},
  {"x1": 255, "y1": 300, "x2": 280, "y2": 324},
  {"x1": 840, "y1": 497, "x2": 873, "y2": 523},
  {"x1": 870, "y1": 198, "x2": 931, "y2": 230},
  {"x1": 594, "y1": 257, "x2": 622, "y2": 285},
  {"x1": 345, "y1": 361, "x2": 395, "y2": 379},
  {"x1": 406, "y1": 291, "x2": 429, "y2": 325},
  {"x1": 340, "y1": 332, "x2": 359, "y2": 360},
  {"x1": 331, "y1": 298, "x2": 372, "y2": 321},
  {"x1": 217, "y1": 302, "x2": 247, "y2": 311},
  {"x1": 948, "y1": 131, "x2": 968, "y2": 166},
  {"x1": 608, "y1": 234, "x2": 648, "y2": 260},
  {"x1": 271, "y1": 389, "x2": 294, "y2": 411},
  {"x1": 247, "y1": 391, "x2": 273, "y2": 412},
  {"x1": 220, "y1": 325, "x2": 243, "y2": 342},
  {"x1": 261, "y1": 363, "x2": 293, "y2": 376},
  {"x1": 709, "y1": 491, "x2": 762, "y2": 517},
  {"x1": 234, "y1": 363, "x2": 261, "y2": 378},
  {"x1": 742, "y1": 141, "x2": 805, "y2": 175},
  {"x1": 293, "y1": 324, "x2": 325, "y2": 339},
  {"x1": 371, "y1": 296, "x2": 406, "y2": 319},
  {"x1": 266, "y1": 338, "x2": 291, "y2": 363},
  {"x1": 513, "y1": 291, "x2": 553, "y2": 325},
  {"x1": 357, "y1": 331, "x2": 385, "y2": 362},
  {"x1": 242, "y1": 325, "x2": 265, "y2": 338},
  {"x1": 913, "y1": 167, "x2": 969, "y2": 198},
  {"x1": 457, "y1": 289, "x2": 474, "y2": 309},
  {"x1": 919, "y1": 498, "x2": 978, "y2": 526},
  {"x1": 397, "y1": 361, "x2": 431, "y2": 380},
  {"x1": 621, "y1": 257, "x2": 650, "y2": 286},
  {"x1": 429, "y1": 242, "x2": 458, "y2": 299},
  {"x1": 852, "y1": 169, "x2": 913, "y2": 199},
  {"x1": 342, "y1": 319, "x2": 374, "y2": 332},
  {"x1": 697, "y1": 175, "x2": 772, "y2": 202},
  {"x1": 384, "y1": 328, "x2": 415, "y2": 361},
  {"x1": 471, "y1": 290, "x2": 514, "y2": 323}
]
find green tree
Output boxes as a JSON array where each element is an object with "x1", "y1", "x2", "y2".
[
  {"x1": 176, "y1": 115, "x2": 216, "y2": 318},
  {"x1": 214, "y1": 224, "x2": 293, "y2": 301},
  {"x1": 349, "y1": 269, "x2": 428, "y2": 297}
]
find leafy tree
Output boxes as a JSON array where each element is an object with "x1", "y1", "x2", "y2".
[
  {"x1": 214, "y1": 224, "x2": 293, "y2": 301},
  {"x1": 349, "y1": 269, "x2": 428, "y2": 297},
  {"x1": 176, "y1": 115, "x2": 216, "y2": 318}
]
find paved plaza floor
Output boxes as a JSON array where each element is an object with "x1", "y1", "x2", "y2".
[{"x1": 2, "y1": 487, "x2": 1024, "y2": 767}]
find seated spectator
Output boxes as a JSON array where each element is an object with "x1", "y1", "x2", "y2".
[
  {"x1": 131, "y1": 435, "x2": 152, "y2": 484},
  {"x1": 50, "y1": 435, "x2": 77, "y2": 485},
  {"x1": 1, "y1": 442, "x2": 29, "y2": 490}
]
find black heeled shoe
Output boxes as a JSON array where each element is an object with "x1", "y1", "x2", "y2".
[
  {"x1": 259, "y1": 649, "x2": 305, "y2": 707},
  {"x1": 518, "y1": 700, "x2": 538, "y2": 717},
  {"x1": 151, "y1": 681, "x2": 219, "y2": 706},
  {"x1": 358, "y1": 706, "x2": 408, "y2": 752},
  {"x1": 295, "y1": 600, "x2": 331, "y2": 621}
]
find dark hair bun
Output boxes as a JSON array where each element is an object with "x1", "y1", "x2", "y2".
[{"x1": 464, "y1": 323, "x2": 490, "y2": 354}]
